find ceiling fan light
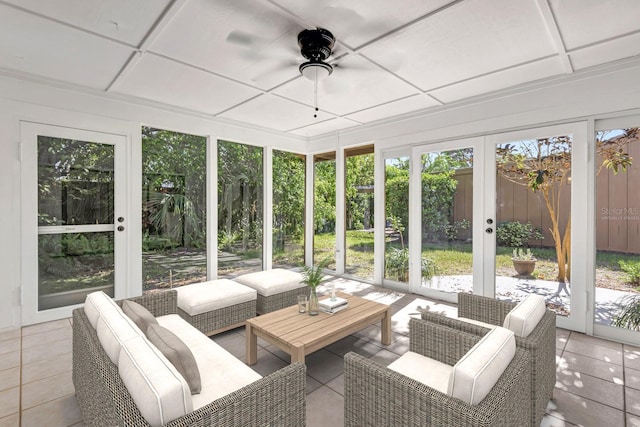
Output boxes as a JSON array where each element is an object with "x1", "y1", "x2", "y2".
[{"x1": 299, "y1": 61, "x2": 333, "y2": 81}]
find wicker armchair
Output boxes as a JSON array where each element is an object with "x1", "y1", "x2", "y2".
[
  {"x1": 420, "y1": 292, "x2": 556, "y2": 427},
  {"x1": 73, "y1": 290, "x2": 306, "y2": 426},
  {"x1": 344, "y1": 319, "x2": 531, "y2": 427}
]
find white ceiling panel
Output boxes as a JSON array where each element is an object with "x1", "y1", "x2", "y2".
[
  {"x1": 150, "y1": 0, "x2": 301, "y2": 89},
  {"x1": 550, "y1": 0, "x2": 640, "y2": 50},
  {"x1": 2, "y1": 0, "x2": 169, "y2": 46},
  {"x1": 430, "y1": 57, "x2": 567, "y2": 103},
  {"x1": 0, "y1": 5, "x2": 133, "y2": 89},
  {"x1": 273, "y1": 55, "x2": 418, "y2": 115},
  {"x1": 362, "y1": 0, "x2": 556, "y2": 91},
  {"x1": 346, "y1": 94, "x2": 440, "y2": 123},
  {"x1": 570, "y1": 32, "x2": 640, "y2": 71},
  {"x1": 113, "y1": 53, "x2": 262, "y2": 115},
  {"x1": 289, "y1": 117, "x2": 361, "y2": 137},
  {"x1": 271, "y1": 0, "x2": 455, "y2": 49},
  {"x1": 219, "y1": 94, "x2": 336, "y2": 131}
]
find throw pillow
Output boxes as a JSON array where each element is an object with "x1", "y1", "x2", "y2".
[
  {"x1": 146, "y1": 323, "x2": 202, "y2": 394},
  {"x1": 122, "y1": 300, "x2": 158, "y2": 333}
]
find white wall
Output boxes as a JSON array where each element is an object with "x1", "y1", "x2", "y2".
[{"x1": 1, "y1": 57, "x2": 640, "y2": 330}]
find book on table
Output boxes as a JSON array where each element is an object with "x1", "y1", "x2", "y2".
[
  {"x1": 319, "y1": 304, "x2": 348, "y2": 314},
  {"x1": 319, "y1": 296, "x2": 348, "y2": 314}
]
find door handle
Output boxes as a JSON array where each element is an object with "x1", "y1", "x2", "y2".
[
  {"x1": 485, "y1": 227, "x2": 493, "y2": 234},
  {"x1": 117, "y1": 226, "x2": 125, "y2": 232}
]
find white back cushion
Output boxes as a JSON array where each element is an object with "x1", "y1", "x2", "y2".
[
  {"x1": 96, "y1": 309, "x2": 144, "y2": 365},
  {"x1": 84, "y1": 291, "x2": 120, "y2": 329},
  {"x1": 503, "y1": 294, "x2": 546, "y2": 337},
  {"x1": 118, "y1": 336, "x2": 193, "y2": 427},
  {"x1": 448, "y1": 327, "x2": 515, "y2": 405}
]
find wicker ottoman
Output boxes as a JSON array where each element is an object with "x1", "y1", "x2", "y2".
[
  {"x1": 234, "y1": 269, "x2": 307, "y2": 314},
  {"x1": 175, "y1": 279, "x2": 257, "y2": 336}
]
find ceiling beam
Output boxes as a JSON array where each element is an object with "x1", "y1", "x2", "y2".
[
  {"x1": 535, "y1": 0, "x2": 574, "y2": 74},
  {"x1": 106, "y1": 0, "x2": 189, "y2": 92}
]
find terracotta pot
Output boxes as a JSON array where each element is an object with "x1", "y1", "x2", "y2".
[{"x1": 512, "y1": 259, "x2": 536, "y2": 276}]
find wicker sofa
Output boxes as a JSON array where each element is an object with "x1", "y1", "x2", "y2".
[
  {"x1": 344, "y1": 319, "x2": 531, "y2": 427},
  {"x1": 420, "y1": 293, "x2": 556, "y2": 427},
  {"x1": 72, "y1": 290, "x2": 306, "y2": 426}
]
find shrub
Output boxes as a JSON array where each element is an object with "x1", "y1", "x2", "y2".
[
  {"x1": 496, "y1": 221, "x2": 543, "y2": 247},
  {"x1": 385, "y1": 248, "x2": 436, "y2": 282},
  {"x1": 438, "y1": 219, "x2": 471, "y2": 241},
  {"x1": 619, "y1": 260, "x2": 640, "y2": 285},
  {"x1": 613, "y1": 294, "x2": 640, "y2": 330}
]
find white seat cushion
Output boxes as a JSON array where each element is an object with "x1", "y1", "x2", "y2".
[
  {"x1": 84, "y1": 291, "x2": 120, "y2": 329},
  {"x1": 234, "y1": 269, "x2": 305, "y2": 297},
  {"x1": 448, "y1": 326, "x2": 516, "y2": 405},
  {"x1": 96, "y1": 308, "x2": 144, "y2": 364},
  {"x1": 118, "y1": 335, "x2": 193, "y2": 427},
  {"x1": 388, "y1": 351, "x2": 452, "y2": 394},
  {"x1": 157, "y1": 314, "x2": 262, "y2": 409},
  {"x1": 175, "y1": 279, "x2": 257, "y2": 316},
  {"x1": 503, "y1": 294, "x2": 546, "y2": 337}
]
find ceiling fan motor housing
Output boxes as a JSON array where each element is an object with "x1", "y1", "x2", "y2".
[{"x1": 298, "y1": 28, "x2": 335, "y2": 62}]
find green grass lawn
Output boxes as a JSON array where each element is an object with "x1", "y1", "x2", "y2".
[{"x1": 307, "y1": 232, "x2": 638, "y2": 290}]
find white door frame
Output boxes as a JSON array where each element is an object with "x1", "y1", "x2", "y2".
[{"x1": 21, "y1": 122, "x2": 127, "y2": 325}]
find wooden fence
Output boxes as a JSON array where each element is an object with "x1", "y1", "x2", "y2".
[{"x1": 452, "y1": 141, "x2": 640, "y2": 254}]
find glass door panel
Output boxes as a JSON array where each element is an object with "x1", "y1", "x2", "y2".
[
  {"x1": 37, "y1": 136, "x2": 116, "y2": 310},
  {"x1": 419, "y1": 148, "x2": 474, "y2": 295},
  {"x1": 494, "y1": 135, "x2": 573, "y2": 317},
  {"x1": 595, "y1": 127, "x2": 640, "y2": 332}
]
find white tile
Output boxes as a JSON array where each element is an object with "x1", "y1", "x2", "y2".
[
  {"x1": 0, "y1": 368, "x2": 19, "y2": 392},
  {"x1": 0, "y1": 387, "x2": 19, "y2": 419},
  {"x1": 21, "y1": 371, "x2": 75, "y2": 410},
  {"x1": 21, "y1": 394, "x2": 82, "y2": 427}
]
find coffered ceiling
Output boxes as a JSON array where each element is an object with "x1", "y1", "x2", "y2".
[{"x1": 1, "y1": 0, "x2": 639, "y2": 137}]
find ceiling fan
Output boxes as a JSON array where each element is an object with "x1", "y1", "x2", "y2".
[
  {"x1": 227, "y1": 25, "x2": 352, "y2": 117},
  {"x1": 297, "y1": 27, "x2": 335, "y2": 81}
]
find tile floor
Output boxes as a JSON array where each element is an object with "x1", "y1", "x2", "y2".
[{"x1": 1, "y1": 278, "x2": 639, "y2": 426}]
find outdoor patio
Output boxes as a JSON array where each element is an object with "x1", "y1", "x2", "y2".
[{"x1": 2, "y1": 276, "x2": 640, "y2": 426}]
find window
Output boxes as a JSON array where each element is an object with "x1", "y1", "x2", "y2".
[
  {"x1": 218, "y1": 140, "x2": 263, "y2": 276},
  {"x1": 345, "y1": 145, "x2": 374, "y2": 280},
  {"x1": 273, "y1": 150, "x2": 305, "y2": 268},
  {"x1": 141, "y1": 127, "x2": 207, "y2": 291}
]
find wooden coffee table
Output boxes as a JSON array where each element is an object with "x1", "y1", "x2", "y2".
[{"x1": 246, "y1": 292, "x2": 391, "y2": 365}]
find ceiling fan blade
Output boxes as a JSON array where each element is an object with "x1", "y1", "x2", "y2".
[{"x1": 226, "y1": 29, "x2": 264, "y2": 48}]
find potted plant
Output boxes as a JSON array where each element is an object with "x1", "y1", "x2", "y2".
[
  {"x1": 511, "y1": 248, "x2": 537, "y2": 276},
  {"x1": 300, "y1": 257, "x2": 330, "y2": 315}
]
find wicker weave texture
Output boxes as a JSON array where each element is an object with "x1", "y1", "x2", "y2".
[
  {"x1": 344, "y1": 320, "x2": 531, "y2": 427},
  {"x1": 257, "y1": 287, "x2": 308, "y2": 314},
  {"x1": 73, "y1": 290, "x2": 306, "y2": 426},
  {"x1": 423, "y1": 292, "x2": 556, "y2": 427},
  {"x1": 177, "y1": 299, "x2": 256, "y2": 335}
]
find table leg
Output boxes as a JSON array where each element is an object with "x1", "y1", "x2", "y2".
[
  {"x1": 290, "y1": 343, "x2": 305, "y2": 364},
  {"x1": 381, "y1": 309, "x2": 392, "y2": 345},
  {"x1": 246, "y1": 323, "x2": 257, "y2": 366}
]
